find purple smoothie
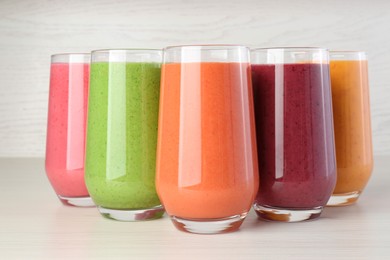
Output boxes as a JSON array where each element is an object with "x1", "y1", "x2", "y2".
[{"x1": 252, "y1": 63, "x2": 336, "y2": 209}]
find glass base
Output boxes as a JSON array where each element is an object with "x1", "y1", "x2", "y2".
[
  {"x1": 98, "y1": 205, "x2": 164, "y2": 221},
  {"x1": 170, "y1": 213, "x2": 247, "y2": 234},
  {"x1": 327, "y1": 191, "x2": 361, "y2": 206},
  {"x1": 58, "y1": 195, "x2": 95, "y2": 207},
  {"x1": 254, "y1": 204, "x2": 323, "y2": 222}
]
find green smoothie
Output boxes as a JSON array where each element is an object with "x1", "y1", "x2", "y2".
[{"x1": 85, "y1": 61, "x2": 161, "y2": 211}]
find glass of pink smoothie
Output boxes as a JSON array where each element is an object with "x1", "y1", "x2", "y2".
[
  {"x1": 45, "y1": 53, "x2": 94, "y2": 207},
  {"x1": 251, "y1": 48, "x2": 336, "y2": 222}
]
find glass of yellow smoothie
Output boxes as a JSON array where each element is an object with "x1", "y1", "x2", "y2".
[{"x1": 327, "y1": 51, "x2": 374, "y2": 206}]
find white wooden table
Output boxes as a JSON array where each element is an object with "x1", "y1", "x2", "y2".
[{"x1": 0, "y1": 157, "x2": 389, "y2": 259}]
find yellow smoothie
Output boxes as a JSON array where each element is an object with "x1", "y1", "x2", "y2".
[{"x1": 329, "y1": 53, "x2": 373, "y2": 206}]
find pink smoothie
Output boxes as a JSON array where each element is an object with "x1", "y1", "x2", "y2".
[{"x1": 45, "y1": 62, "x2": 89, "y2": 197}]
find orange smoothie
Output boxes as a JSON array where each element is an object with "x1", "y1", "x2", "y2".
[
  {"x1": 329, "y1": 57, "x2": 373, "y2": 204},
  {"x1": 156, "y1": 62, "x2": 259, "y2": 219}
]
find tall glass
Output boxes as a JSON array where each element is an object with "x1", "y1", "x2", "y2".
[
  {"x1": 85, "y1": 49, "x2": 164, "y2": 221},
  {"x1": 251, "y1": 48, "x2": 336, "y2": 222},
  {"x1": 156, "y1": 45, "x2": 259, "y2": 234},
  {"x1": 327, "y1": 51, "x2": 373, "y2": 206},
  {"x1": 45, "y1": 53, "x2": 93, "y2": 207}
]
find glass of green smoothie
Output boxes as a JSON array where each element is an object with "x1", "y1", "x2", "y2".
[{"x1": 85, "y1": 49, "x2": 164, "y2": 221}]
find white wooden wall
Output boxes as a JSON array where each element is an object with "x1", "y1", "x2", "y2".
[{"x1": 0, "y1": 0, "x2": 389, "y2": 157}]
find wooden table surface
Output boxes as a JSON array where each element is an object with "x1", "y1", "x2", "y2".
[{"x1": 0, "y1": 157, "x2": 389, "y2": 259}]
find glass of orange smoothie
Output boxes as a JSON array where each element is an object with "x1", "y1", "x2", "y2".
[
  {"x1": 327, "y1": 51, "x2": 374, "y2": 206},
  {"x1": 156, "y1": 45, "x2": 259, "y2": 234}
]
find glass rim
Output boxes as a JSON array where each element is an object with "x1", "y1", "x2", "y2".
[
  {"x1": 251, "y1": 47, "x2": 329, "y2": 52},
  {"x1": 51, "y1": 53, "x2": 90, "y2": 63},
  {"x1": 51, "y1": 53, "x2": 90, "y2": 59},
  {"x1": 91, "y1": 49, "x2": 162, "y2": 63},
  {"x1": 330, "y1": 50, "x2": 367, "y2": 59},
  {"x1": 91, "y1": 48, "x2": 162, "y2": 55},
  {"x1": 164, "y1": 44, "x2": 249, "y2": 51}
]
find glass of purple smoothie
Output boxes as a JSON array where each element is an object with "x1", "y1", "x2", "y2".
[{"x1": 251, "y1": 48, "x2": 337, "y2": 222}]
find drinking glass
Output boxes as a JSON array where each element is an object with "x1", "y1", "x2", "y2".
[
  {"x1": 85, "y1": 49, "x2": 164, "y2": 221},
  {"x1": 327, "y1": 51, "x2": 373, "y2": 206},
  {"x1": 156, "y1": 45, "x2": 259, "y2": 234},
  {"x1": 251, "y1": 48, "x2": 336, "y2": 222},
  {"x1": 45, "y1": 53, "x2": 93, "y2": 207}
]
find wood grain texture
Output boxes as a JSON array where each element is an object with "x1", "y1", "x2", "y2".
[
  {"x1": 0, "y1": 0, "x2": 389, "y2": 156},
  {"x1": 0, "y1": 156, "x2": 389, "y2": 259}
]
